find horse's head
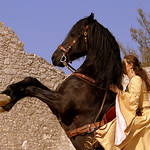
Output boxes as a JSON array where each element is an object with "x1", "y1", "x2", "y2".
[
  {"x1": 52, "y1": 13, "x2": 94, "y2": 67},
  {"x1": 52, "y1": 13, "x2": 123, "y2": 88}
]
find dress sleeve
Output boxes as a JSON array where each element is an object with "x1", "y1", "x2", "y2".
[{"x1": 118, "y1": 76, "x2": 142, "y2": 130}]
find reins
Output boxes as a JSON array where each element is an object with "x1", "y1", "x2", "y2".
[
  {"x1": 62, "y1": 61, "x2": 108, "y2": 91},
  {"x1": 58, "y1": 61, "x2": 109, "y2": 138},
  {"x1": 58, "y1": 25, "x2": 110, "y2": 139},
  {"x1": 58, "y1": 91, "x2": 108, "y2": 139},
  {"x1": 94, "y1": 91, "x2": 107, "y2": 123}
]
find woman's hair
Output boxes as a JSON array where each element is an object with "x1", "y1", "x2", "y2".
[{"x1": 124, "y1": 55, "x2": 150, "y2": 92}]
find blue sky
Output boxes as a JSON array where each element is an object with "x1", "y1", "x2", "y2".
[{"x1": 0, "y1": 0, "x2": 149, "y2": 74}]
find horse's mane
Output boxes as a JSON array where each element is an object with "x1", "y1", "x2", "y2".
[{"x1": 79, "y1": 18, "x2": 123, "y2": 89}]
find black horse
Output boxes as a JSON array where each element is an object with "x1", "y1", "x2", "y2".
[{"x1": 0, "y1": 13, "x2": 123, "y2": 150}]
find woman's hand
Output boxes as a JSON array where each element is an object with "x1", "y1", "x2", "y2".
[{"x1": 109, "y1": 84, "x2": 120, "y2": 94}]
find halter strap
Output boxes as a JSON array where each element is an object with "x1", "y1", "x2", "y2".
[
  {"x1": 58, "y1": 25, "x2": 89, "y2": 63},
  {"x1": 58, "y1": 45, "x2": 71, "y2": 63}
]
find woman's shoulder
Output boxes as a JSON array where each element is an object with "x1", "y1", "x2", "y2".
[
  {"x1": 130, "y1": 75, "x2": 142, "y2": 84},
  {"x1": 133, "y1": 75, "x2": 142, "y2": 80}
]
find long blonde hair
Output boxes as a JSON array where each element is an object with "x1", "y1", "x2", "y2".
[{"x1": 124, "y1": 55, "x2": 150, "y2": 92}]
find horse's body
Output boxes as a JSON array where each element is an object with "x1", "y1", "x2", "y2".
[{"x1": 0, "y1": 13, "x2": 123, "y2": 150}]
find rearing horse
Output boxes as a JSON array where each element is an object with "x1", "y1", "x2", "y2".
[{"x1": 0, "y1": 13, "x2": 123, "y2": 150}]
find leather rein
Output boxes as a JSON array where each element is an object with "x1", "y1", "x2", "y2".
[{"x1": 58, "y1": 25, "x2": 109, "y2": 138}]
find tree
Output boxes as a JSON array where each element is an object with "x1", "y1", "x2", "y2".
[{"x1": 120, "y1": 8, "x2": 150, "y2": 67}]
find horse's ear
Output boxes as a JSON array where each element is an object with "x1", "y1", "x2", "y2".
[{"x1": 87, "y1": 13, "x2": 94, "y2": 23}]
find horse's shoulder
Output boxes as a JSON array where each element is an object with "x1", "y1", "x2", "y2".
[{"x1": 57, "y1": 75, "x2": 88, "y2": 92}]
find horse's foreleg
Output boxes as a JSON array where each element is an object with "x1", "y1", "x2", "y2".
[
  {"x1": 0, "y1": 77, "x2": 54, "y2": 112},
  {"x1": 2, "y1": 86, "x2": 63, "y2": 117},
  {"x1": 1, "y1": 85, "x2": 61, "y2": 114},
  {"x1": 24, "y1": 86, "x2": 62, "y2": 115}
]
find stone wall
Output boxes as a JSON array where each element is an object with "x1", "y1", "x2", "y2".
[{"x1": 0, "y1": 22, "x2": 75, "y2": 150}]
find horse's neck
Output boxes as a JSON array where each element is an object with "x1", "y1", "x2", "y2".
[{"x1": 77, "y1": 59, "x2": 98, "y2": 80}]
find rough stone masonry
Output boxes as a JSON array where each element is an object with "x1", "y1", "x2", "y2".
[
  {"x1": 0, "y1": 22, "x2": 149, "y2": 150},
  {"x1": 0, "y1": 22, "x2": 75, "y2": 150}
]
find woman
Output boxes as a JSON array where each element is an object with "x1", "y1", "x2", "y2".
[{"x1": 95, "y1": 55, "x2": 150, "y2": 150}]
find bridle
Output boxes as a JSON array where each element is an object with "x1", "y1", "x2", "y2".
[
  {"x1": 58, "y1": 25, "x2": 98, "y2": 84},
  {"x1": 58, "y1": 25, "x2": 89, "y2": 64},
  {"x1": 58, "y1": 25, "x2": 108, "y2": 89},
  {"x1": 57, "y1": 25, "x2": 110, "y2": 139}
]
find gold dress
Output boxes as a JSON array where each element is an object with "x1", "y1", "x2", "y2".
[{"x1": 95, "y1": 75, "x2": 150, "y2": 150}]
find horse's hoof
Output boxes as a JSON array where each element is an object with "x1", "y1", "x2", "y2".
[
  {"x1": 0, "y1": 106, "x2": 5, "y2": 113},
  {"x1": 0, "y1": 94, "x2": 11, "y2": 106}
]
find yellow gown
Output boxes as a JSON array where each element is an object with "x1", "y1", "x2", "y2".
[{"x1": 95, "y1": 75, "x2": 150, "y2": 150}]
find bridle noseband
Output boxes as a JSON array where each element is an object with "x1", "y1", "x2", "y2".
[{"x1": 58, "y1": 25, "x2": 89, "y2": 63}]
